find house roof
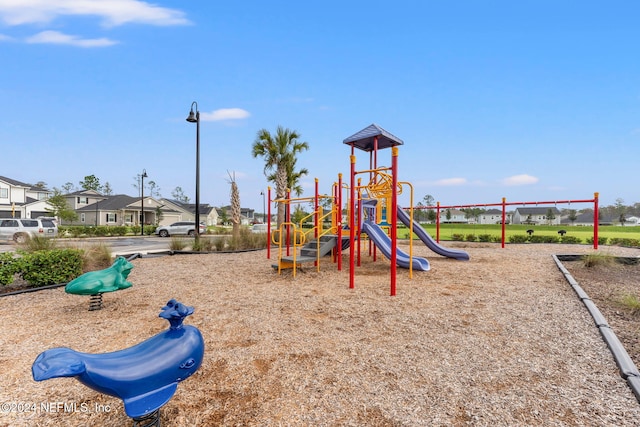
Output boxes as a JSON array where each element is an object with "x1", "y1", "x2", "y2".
[
  {"x1": 159, "y1": 198, "x2": 218, "y2": 217},
  {"x1": 343, "y1": 124, "x2": 404, "y2": 152},
  {"x1": 514, "y1": 207, "x2": 561, "y2": 215},
  {"x1": 0, "y1": 176, "x2": 30, "y2": 187},
  {"x1": 75, "y1": 194, "x2": 140, "y2": 211}
]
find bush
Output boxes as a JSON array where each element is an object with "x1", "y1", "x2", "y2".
[
  {"x1": 111, "y1": 226, "x2": 128, "y2": 236},
  {"x1": 451, "y1": 233, "x2": 465, "y2": 241},
  {"x1": 80, "y1": 244, "x2": 113, "y2": 273},
  {"x1": 477, "y1": 234, "x2": 492, "y2": 242},
  {"x1": 609, "y1": 238, "x2": 640, "y2": 248},
  {"x1": 169, "y1": 237, "x2": 188, "y2": 251},
  {"x1": 529, "y1": 235, "x2": 560, "y2": 244},
  {"x1": 465, "y1": 234, "x2": 476, "y2": 242},
  {"x1": 0, "y1": 252, "x2": 21, "y2": 286},
  {"x1": 560, "y1": 236, "x2": 582, "y2": 244},
  {"x1": 581, "y1": 253, "x2": 614, "y2": 268},
  {"x1": 586, "y1": 236, "x2": 608, "y2": 246},
  {"x1": 214, "y1": 237, "x2": 226, "y2": 251},
  {"x1": 19, "y1": 249, "x2": 83, "y2": 286},
  {"x1": 18, "y1": 235, "x2": 57, "y2": 252},
  {"x1": 508, "y1": 235, "x2": 529, "y2": 243}
]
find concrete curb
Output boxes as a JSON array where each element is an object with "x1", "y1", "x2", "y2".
[{"x1": 553, "y1": 254, "x2": 640, "y2": 403}]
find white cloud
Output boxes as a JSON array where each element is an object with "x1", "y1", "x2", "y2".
[
  {"x1": 26, "y1": 30, "x2": 117, "y2": 47},
  {"x1": 433, "y1": 177, "x2": 467, "y2": 186},
  {"x1": 0, "y1": 33, "x2": 13, "y2": 41},
  {"x1": 501, "y1": 174, "x2": 539, "y2": 186},
  {"x1": 0, "y1": 0, "x2": 190, "y2": 27},
  {"x1": 201, "y1": 108, "x2": 251, "y2": 122}
]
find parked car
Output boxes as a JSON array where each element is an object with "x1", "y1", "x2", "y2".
[
  {"x1": 250, "y1": 223, "x2": 269, "y2": 233},
  {"x1": 0, "y1": 218, "x2": 59, "y2": 243},
  {"x1": 155, "y1": 221, "x2": 206, "y2": 237}
]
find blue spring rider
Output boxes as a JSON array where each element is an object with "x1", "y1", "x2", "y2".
[{"x1": 32, "y1": 299, "x2": 205, "y2": 426}]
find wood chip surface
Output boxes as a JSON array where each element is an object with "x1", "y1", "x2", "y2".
[{"x1": 1, "y1": 243, "x2": 639, "y2": 426}]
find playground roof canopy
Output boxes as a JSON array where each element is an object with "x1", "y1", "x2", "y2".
[{"x1": 343, "y1": 123, "x2": 404, "y2": 152}]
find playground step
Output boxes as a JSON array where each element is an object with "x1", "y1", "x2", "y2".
[
  {"x1": 280, "y1": 255, "x2": 317, "y2": 264},
  {"x1": 300, "y1": 235, "x2": 337, "y2": 258}
]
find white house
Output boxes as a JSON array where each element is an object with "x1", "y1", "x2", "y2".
[
  {"x1": 477, "y1": 208, "x2": 511, "y2": 224},
  {"x1": 512, "y1": 207, "x2": 561, "y2": 225},
  {"x1": 438, "y1": 208, "x2": 468, "y2": 223},
  {"x1": 0, "y1": 176, "x2": 54, "y2": 219}
]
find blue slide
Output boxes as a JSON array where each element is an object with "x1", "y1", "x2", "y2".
[
  {"x1": 396, "y1": 207, "x2": 470, "y2": 261},
  {"x1": 361, "y1": 220, "x2": 430, "y2": 271}
]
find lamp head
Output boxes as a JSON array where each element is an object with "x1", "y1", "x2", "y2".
[
  {"x1": 186, "y1": 110, "x2": 198, "y2": 123},
  {"x1": 142, "y1": 169, "x2": 148, "y2": 178},
  {"x1": 186, "y1": 101, "x2": 199, "y2": 123}
]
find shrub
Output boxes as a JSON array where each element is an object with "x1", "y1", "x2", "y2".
[
  {"x1": 619, "y1": 294, "x2": 640, "y2": 316},
  {"x1": 80, "y1": 243, "x2": 113, "y2": 273},
  {"x1": 560, "y1": 236, "x2": 582, "y2": 244},
  {"x1": 478, "y1": 234, "x2": 492, "y2": 242},
  {"x1": 451, "y1": 233, "x2": 465, "y2": 241},
  {"x1": 18, "y1": 235, "x2": 58, "y2": 252},
  {"x1": 0, "y1": 252, "x2": 21, "y2": 286},
  {"x1": 169, "y1": 237, "x2": 188, "y2": 251},
  {"x1": 529, "y1": 235, "x2": 560, "y2": 244},
  {"x1": 581, "y1": 253, "x2": 614, "y2": 268},
  {"x1": 19, "y1": 249, "x2": 83, "y2": 286},
  {"x1": 111, "y1": 226, "x2": 128, "y2": 236},
  {"x1": 508, "y1": 235, "x2": 529, "y2": 243},
  {"x1": 491, "y1": 235, "x2": 502, "y2": 243},
  {"x1": 214, "y1": 237, "x2": 226, "y2": 251},
  {"x1": 143, "y1": 225, "x2": 156, "y2": 236},
  {"x1": 586, "y1": 236, "x2": 608, "y2": 246}
]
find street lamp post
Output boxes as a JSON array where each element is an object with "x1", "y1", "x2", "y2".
[
  {"x1": 186, "y1": 102, "x2": 200, "y2": 238},
  {"x1": 140, "y1": 169, "x2": 147, "y2": 236},
  {"x1": 260, "y1": 191, "x2": 265, "y2": 223}
]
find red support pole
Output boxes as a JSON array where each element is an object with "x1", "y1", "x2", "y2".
[
  {"x1": 349, "y1": 155, "x2": 356, "y2": 289},
  {"x1": 436, "y1": 202, "x2": 440, "y2": 243},
  {"x1": 267, "y1": 186, "x2": 271, "y2": 259},
  {"x1": 594, "y1": 192, "x2": 599, "y2": 250},
  {"x1": 286, "y1": 189, "x2": 291, "y2": 257},
  {"x1": 501, "y1": 197, "x2": 506, "y2": 249},
  {"x1": 337, "y1": 174, "x2": 343, "y2": 271},
  {"x1": 390, "y1": 147, "x2": 398, "y2": 296},
  {"x1": 314, "y1": 178, "x2": 319, "y2": 268}
]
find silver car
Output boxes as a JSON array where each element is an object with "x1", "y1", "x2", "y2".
[
  {"x1": 155, "y1": 221, "x2": 206, "y2": 237},
  {"x1": 0, "y1": 218, "x2": 59, "y2": 243}
]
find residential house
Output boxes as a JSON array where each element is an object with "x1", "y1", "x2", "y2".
[
  {"x1": 438, "y1": 208, "x2": 468, "y2": 223},
  {"x1": 625, "y1": 216, "x2": 640, "y2": 226},
  {"x1": 512, "y1": 207, "x2": 561, "y2": 225},
  {"x1": 0, "y1": 176, "x2": 54, "y2": 219},
  {"x1": 561, "y1": 212, "x2": 615, "y2": 226},
  {"x1": 64, "y1": 190, "x2": 164, "y2": 227},
  {"x1": 217, "y1": 206, "x2": 256, "y2": 225},
  {"x1": 157, "y1": 199, "x2": 219, "y2": 227},
  {"x1": 478, "y1": 209, "x2": 512, "y2": 225}
]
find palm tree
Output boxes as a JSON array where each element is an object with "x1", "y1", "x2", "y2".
[
  {"x1": 251, "y1": 126, "x2": 309, "y2": 226},
  {"x1": 227, "y1": 171, "x2": 241, "y2": 236},
  {"x1": 267, "y1": 156, "x2": 308, "y2": 197}
]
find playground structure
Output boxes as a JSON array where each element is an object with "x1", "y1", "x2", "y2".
[
  {"x1": 266, "y1": 124, "x2": 469, "y2": 296},
  {"x1": 32, "y1": 299, "x2": 204, "y2": 427},
  {"x1": 416, "y1": 193, "x2": 601, "y2": 249}
]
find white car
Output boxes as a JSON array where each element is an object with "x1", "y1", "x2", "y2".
[
  {"x1": 155, "y1": 221, "x2": 206, "y2": 237},
  {"x1": 0, "y1": 218, "x2": 58, "y2": 243},
  {"x1": 251, "y1": 223, "x2": 269, "y2": 233}
]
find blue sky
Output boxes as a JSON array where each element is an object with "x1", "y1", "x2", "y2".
[{"x1": 1, "y1": 1, "x2": 639, "y2": 213}]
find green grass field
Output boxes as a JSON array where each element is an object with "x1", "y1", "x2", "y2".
[{"x1": 400, "y1": 223, "x2": 640, "y2": 244}]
